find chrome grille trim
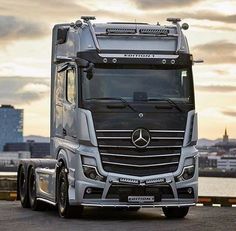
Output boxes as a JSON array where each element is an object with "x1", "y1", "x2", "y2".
[
  {"x1": 97, "y1": 136, "x2": 184, "y2": 140},
  {"x1": 150, "y1": 137, "x2": 184, "y2": 140},
  {"x1": 96, "y1": 130, "x2": 133, "y2": 132},
  {"x1": 150, "y1": 130, "x2": 185, "y2": 133},
  {"x1": 102, "y1": 161, "x2": 179, "y2": 168},
  {"x1": 96, "y1": 129, "x2": 185, "y2": 133},
  {"x1": 100, "y1": 152, "x2": 180, "y2": 158},
  {"x1": 99, "y1": 145, "x2": 182, "y2": 149},
  {"x1": 96, "y1": 129, "x2": 184, "y2": 176},
  {"x1": 97, "y1": 137, "x2": 130, "y2": 140}
]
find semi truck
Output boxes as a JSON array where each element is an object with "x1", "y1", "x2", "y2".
[{"x1": 17, "y1": 16, "x2": 198, "y2": 218}]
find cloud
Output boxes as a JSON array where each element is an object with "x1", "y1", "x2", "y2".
[
  {"x1": 196, "y1": 85, "x2": 236, "y2": 93},
  {"x1": 193, "y1": 40, "x2": 236, "y2": 64},
  {"x1": 137, "y1": 10, "x2": 236, "y2": 25},
  {"x1": 214, "y1": 70, "x2": 229, "y2": 76},
  {"x1": 192, "y1": 24, "x2": 236, "y2": 32},
  {"x1": 0, "y1": 77, "x2": 50, "y2": 105},
  {"x1": 222, "y1": 111, "x2": 236, "y2": 117},
  {"x1": 0, "y1": 0, "x2": 91, "y2": 22},
  {"x1": 180, "y1": 11, "x2": 236, "y2": 24},
  {"x1": 0, "y1": 16, "x2": 48, "y2": 46},
  {"x1": 131, "y1": 0, "x2": 202, "y2": 9},
  {"x1": 150, "y1": 10, "x2": 236, "y2": 24}
]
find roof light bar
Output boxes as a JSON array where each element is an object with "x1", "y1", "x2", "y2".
[
  {"x1": 106, "y1": 28, "x2": 137, "y2": 34},
  {"x1": 139, "y1": 28, "x2": 169, "y2": 35}
]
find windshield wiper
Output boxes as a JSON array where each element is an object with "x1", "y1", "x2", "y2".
[
  {"x1": 85, "y1": 97, "x2": 138, "y2": 113},
  {"x1": 147, "y1": 98, "x2": 183, "y2": 112}
]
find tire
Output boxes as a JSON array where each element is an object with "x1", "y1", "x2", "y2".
[
  {"x1": 28, "y1": 167, "x2": 46, "y2": 211},
  {"x1": 162, "y1": 206, "x2": 189, "y2": 219},
  {"x1": 57, "y1": 166, "x2": 83, "y2": 218},
  {"x1": 18, "y1": 166, "x2": 30, "y2": 208}
]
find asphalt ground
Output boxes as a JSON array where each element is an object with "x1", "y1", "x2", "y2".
[{"x1": 0, "y1": 201, "x2": 235, "y2": 231}]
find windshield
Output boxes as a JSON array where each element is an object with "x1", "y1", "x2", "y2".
[{"x1": 82, "y1": 66, "x2": 194, "y2": 103}]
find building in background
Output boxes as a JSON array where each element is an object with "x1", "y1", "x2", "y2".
[
  {"x1": 0, "y1": 151, "x2": 30, "y2": 172},
  {"x1": 213, "y1": 128, "x2": 236, "y2": 154},
  {"x1": 3, "y1": 140, "x2": 50, "y2": 158},
  {"x1": 198, "y1": 129, "x2": 236, "y2": 171},
  {"x1": 217, "y1": 157, "x2": 236, "y2": 170},
  {"x1": 0, "y1": 105, "x2": 23, "y2": 151}
]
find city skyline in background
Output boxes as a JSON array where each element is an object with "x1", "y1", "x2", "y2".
[{"x1": 0, "y1": 0, "x2": 236, "y2": 139}]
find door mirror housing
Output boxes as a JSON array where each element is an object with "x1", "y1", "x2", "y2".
[{"x1": 84, "y1": 63, "x2": 94, "y2": 80}]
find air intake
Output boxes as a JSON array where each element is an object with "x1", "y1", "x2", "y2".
[
  {"x1": 139, "y1": 28, "x2": 169, "y2": 35},
  {"x1": 106, "y1": 28, "x2": 137, "y2": 34}
]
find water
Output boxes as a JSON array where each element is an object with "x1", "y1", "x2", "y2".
[
  {"x1": 0, "y1": 172, "x2": 17, "y2": 176},
  {"x1": 199, "y1": 177, "x2": 236, "y2": 197}
]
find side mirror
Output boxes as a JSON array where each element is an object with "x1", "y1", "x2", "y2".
[
  {"x1": 84, "y1": 63, "x2": 94, "y2": 80},
  {"x1": 57, "y1": 28, "x2": 69, "y2": 44}
]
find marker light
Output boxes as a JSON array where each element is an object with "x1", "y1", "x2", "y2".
[{"x1": 162, "y1": 59, "x2": 166, "y2": 64}]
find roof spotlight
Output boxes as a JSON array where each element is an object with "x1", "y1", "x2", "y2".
[{"x1": 182, "y1": 23, "x2": 189, "y2": 30}]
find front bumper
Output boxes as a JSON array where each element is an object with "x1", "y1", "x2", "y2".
[{"x1": 67, "y1": 145, "x2": 198, "y2": 207}]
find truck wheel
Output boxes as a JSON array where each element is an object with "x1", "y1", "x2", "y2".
[
  {"x1": 162, "y1": 206, "x2": 189, "y2": 219},
  {"x1": 18, "y1": 166, "x2": 30, "y2": 208},
  {"x1": 57, "y1": 166, "x2": 83, "y2": 218},
  {"x1": 28, "y1": 167, "x2": 46, "y2": 211}
]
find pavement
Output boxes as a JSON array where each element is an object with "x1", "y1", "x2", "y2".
[{"x1": 0, "y1": 201, "x2": 236, "y2": 231}]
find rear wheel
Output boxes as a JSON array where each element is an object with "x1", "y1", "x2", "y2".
[
  {"x1": 18, "y1": 166, "x2": 30, "y2": 208},
  {"x1": 162, "y1": 206, "x2": 189, "y2": 219},
  {"x1": 57, "y1": 166, "x2": 83, "y2": 218},
  {"x1": 28, "y1": 167, "x2": 46, "y2": 211}
]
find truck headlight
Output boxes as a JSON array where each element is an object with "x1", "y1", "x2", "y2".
[
  {"x1": 176, "y1": 165, "x2": 195, "y2": 181},
  {"x1": 175, "y1": 157, "x2": 196, "y2": 182},
  {"x1": 82, "y1": 165, "x2": 106, "y2": 182}
]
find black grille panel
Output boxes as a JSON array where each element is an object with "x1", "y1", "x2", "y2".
[
  {"x1": 107, "y1": 185, "x2": 174, "y2": 199},
  {"x1": 97, "y1": 130, "x2": 184, "y2": 176}
]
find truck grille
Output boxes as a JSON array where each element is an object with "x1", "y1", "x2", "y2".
[{"x1": 96, "y1": 129, "x2": 184, "y2": 176}]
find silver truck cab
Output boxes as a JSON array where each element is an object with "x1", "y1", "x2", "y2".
[{"x1": 17, "y1": 16, "x2": 198, "y2": 219}]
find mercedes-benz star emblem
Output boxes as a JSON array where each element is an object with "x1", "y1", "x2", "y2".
[{"x1": 132, "y1": 128, "x2": 151, "y2": 148}]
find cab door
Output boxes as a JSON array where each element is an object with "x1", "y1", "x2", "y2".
[{"x1": 63, "y1": 65, "x2": 77, "y2": 140}]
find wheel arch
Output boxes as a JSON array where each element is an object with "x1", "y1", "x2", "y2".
[{"x1": 55, "y1": 148, "x2": 69, "y2": 204}]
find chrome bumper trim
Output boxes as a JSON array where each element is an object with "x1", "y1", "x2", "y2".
[{"x1": 81, "y1": 203, "x2": 196, "y2": 208}]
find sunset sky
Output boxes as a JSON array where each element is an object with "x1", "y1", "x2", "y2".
[{"x1": 0, "y1": 0, "x2": 236, "y2": 139}]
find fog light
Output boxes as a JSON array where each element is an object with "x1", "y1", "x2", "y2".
[
  {"x1": 83, "y1": 165, "x2": 106, "y2": 182},
  {"x1": 86, "y1": 187, "x2": 92, "y2": 194},
  {"x1": 187, "y1": 187, "x2": 193, "y2": 194}
]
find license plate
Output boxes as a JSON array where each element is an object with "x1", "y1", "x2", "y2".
[{"x1": 128, "y1": 196, "x2": 155, "y2": 203}]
